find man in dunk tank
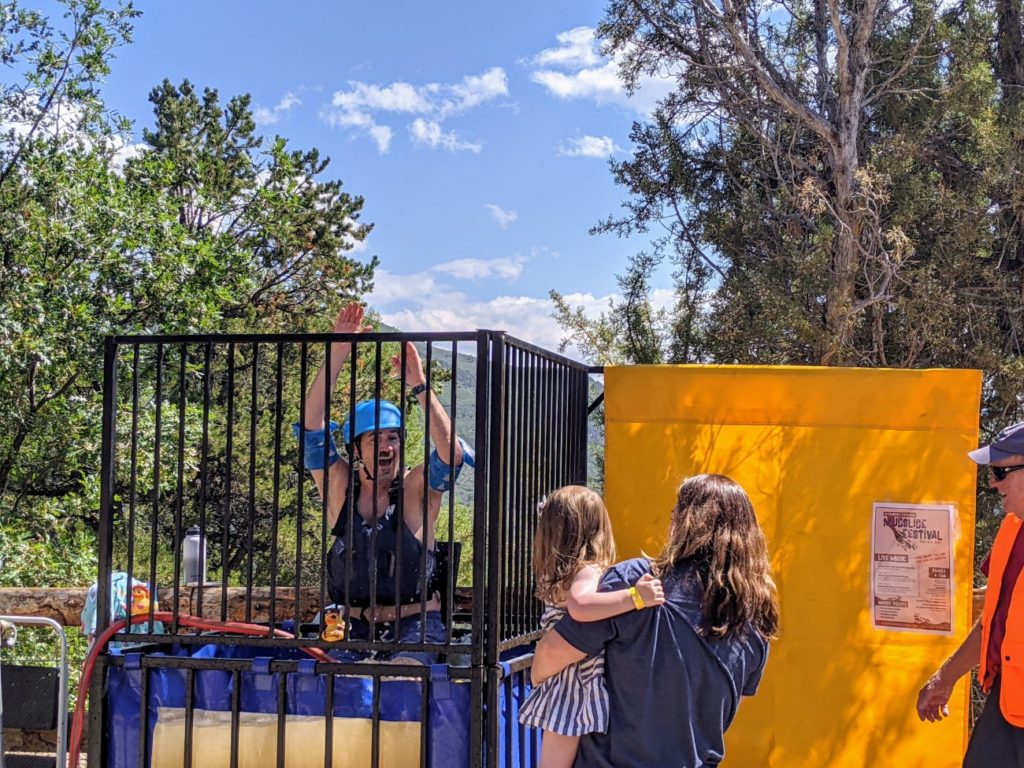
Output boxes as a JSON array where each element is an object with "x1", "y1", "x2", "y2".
[{"x1": 295, "y1": 303, "x2": 474, "y2": 663}]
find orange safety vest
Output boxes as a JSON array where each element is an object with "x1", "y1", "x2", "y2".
[{"x1": 979, "y1": 511, "x2": 1024, "y2": 725}]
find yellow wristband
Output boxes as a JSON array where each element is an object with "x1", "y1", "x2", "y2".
[{"x1": 629, "y1": 585, "x2": 645, "y2": 610}]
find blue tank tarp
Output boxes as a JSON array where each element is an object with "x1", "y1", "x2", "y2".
[{"x1": 105, "y1": 645, "x2": 470, "y2": 768}]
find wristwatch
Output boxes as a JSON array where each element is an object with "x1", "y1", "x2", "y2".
[{"x1": 410, "y1": 382, "x2": 429, "y2": 397}]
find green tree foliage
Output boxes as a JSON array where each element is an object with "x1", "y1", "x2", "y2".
[
  {"x1": 0, "y1": 1, "x2": 377, "y2": 587},
  {"x1": 553, "y1": 0, "x2": 1024, "y2": 564}
]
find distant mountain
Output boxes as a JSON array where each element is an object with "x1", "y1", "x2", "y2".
[{"x1": 378, "y1": 324, "x2": 603, "y2": 503}]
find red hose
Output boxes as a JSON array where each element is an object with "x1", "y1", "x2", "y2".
[{"x1": 67, "y1": 612, "x2": 332, "y2": 768}]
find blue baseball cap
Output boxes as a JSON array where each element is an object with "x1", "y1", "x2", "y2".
[{"x1": 968, "y1": 421, "x2": 1024, "y2": 465}]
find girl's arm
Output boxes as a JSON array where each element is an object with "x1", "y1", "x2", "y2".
[{"x1": 566, "y1": 567, "x2": 665, "y2": 623}]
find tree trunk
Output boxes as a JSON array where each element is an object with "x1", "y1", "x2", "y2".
[{"x1": 822, "y1": 158, "x2": 863, "y2": 365}]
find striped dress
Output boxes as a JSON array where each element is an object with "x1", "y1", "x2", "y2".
[{"x1": 520, "y1": 605, "x2": 609, "y2": 737}]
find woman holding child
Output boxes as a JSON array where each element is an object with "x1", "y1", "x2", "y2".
[{"x1": 531, "y1": 474, "x2": 779, "y2": 767}]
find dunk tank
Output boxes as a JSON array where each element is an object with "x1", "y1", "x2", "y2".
[
  {"x1": 86, "y1": 332, "x2": 984, "y2": 768},
  {"x1": 86, "y1": 330, "x2": 591, "y2": 768}
]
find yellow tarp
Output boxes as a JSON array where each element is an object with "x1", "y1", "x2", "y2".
[{"x1": 604, "y1": 365, "x2": 981, "y2": 767}]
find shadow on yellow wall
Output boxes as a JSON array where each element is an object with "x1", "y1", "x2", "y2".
[{"x1": 604, "y1": 365, "x2": 980, "y2": 768}]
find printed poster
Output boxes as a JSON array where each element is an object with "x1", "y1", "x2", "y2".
[{"x1": 871, "y1": 502, "x2": 954, "y2": 634}]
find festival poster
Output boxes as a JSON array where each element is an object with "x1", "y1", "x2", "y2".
[{"x1": 871, "y1": 502, "x2": 954, "y2": 634}]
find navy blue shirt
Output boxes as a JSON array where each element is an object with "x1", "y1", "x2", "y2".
[{"x1": 554, "y1": 558, "x2": 769, "y2": 768}]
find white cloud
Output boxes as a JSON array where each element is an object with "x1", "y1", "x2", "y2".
[
  {"x1": 368, "y1": 269, "x2": 445, "y2": 306},
  {"x1": 368, "y1": 124, "x2": 394, "y2": 154},
  {"x1": 380, "y1": 297, "x2": 575, "y2": 357},
  {"x1": 558, "y1": 135, "x2": 620, "y2": 158},
  {"x1": 484, "y1": 203, "x2": 518, "y2": 229},
  {"x1": 441, "y1": 67, "x2": 509, "y2": 116},
  {"x1": 433, "y1": 255, "x2": 526, "y2": 280},
  {"x1": 365, "y1": 258, "x2": 662, "y2": 361},
  {"x1": 332, "y1": 81, "x2": 431, "y2": 113},
  {"x1": 253, "y1": 92, "x2": 301, "y2": 126},
  {"x1": 409, "y1": 118, "x2": 482, "y2": 153},
  {"x1": 532, "y1": 27, "x2": 603, "y2": 69},
  {"x1": 322, "y1": 68, "x2": 507, "y2": 154},
  {"x1": 527, "y1": 27, "x2": 673, "y2": 115}
]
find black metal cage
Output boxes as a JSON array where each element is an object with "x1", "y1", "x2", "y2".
[{"x1": 91, "y1": 329, "x2": 591, "y2": 768}]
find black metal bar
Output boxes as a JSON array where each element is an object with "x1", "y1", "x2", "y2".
[
  {"x1": 468, "y1": 331, "x2": 489, "y2": 768},
  {"x1": 268, "y1": 342, "x2": 284, "y2": 633},
  {"x1": 125, "y1": 344, "x2": 139, "y2": 631},
  {"x1": 471, "y1": 331, "x2": 489, "y2": 670},
  {"x1": 110, "y1": 331, "x2": 480, "y2": 345},
  {"x1": 499, "y1": 334, "x2": 584, "y2": 369},
  {"x1": 370, "y1": 676, "x2": 381, "y2": 768},
  {"x1": 137, "y1": 665, "x2": 149, "y2": 768},
  {"x1": 557, "y1": 358, "x2": 568, "y2": 486},
  {"x1": 247, "y1": 343, "x2": 260, "y2": 622},
  {"x1": 485, "y1": 665, "x2": 499, "y2": 768},
  {"x1": 503, "y1": 673, "x2": 513, "y2": 768},
  {"x1": 229, "y1": 669, "x2": 240, "y2": 768},
  {"x1": 420, "y1": 669, "x2": 430, "y2": 768},
  {"x1": 221, "y1": 342, "x2": 236, "y2": 622},
  {"x1": 420, "y1": 340, "x2": 433, "y2": 642},
  {"x1": 502, "y1": 342, "x2": 514, "y2": 641},
  {"x1": 184, "y1": 667, "x2": 195, "y2": 768},
  {"x1": 486, "y1": 331, "x2": 505, "y2": 661},
  {"x1": 470, "y1": 666, "x2": 485, "y2": 768},
  {"x1": 106, "y1": 631, "x2": 451, "y2": 654},
  {"x1": 576, "y1": 369, "x2": 589, "y2": 484},
  {"x1": 323, "y1": 670, "x2": 335, "y2": 768},
  {"x1": 246, "y1": 346, "x2": 260, "y2": 622},
  {"x1": 324, "y1": 340, "x2": 335, "y2": 632},
  {"x1": 86, "y1": 653, "x2": 107, "y2": 768},
  {"x1": 296, "y1": 344, "x2": 306, "y2": 633},
  {"x1": 197, "y1": 342, "x2": 212, "y2": 618},
  {"x1": 445, "y1": 340, "x2": 458, "y2": 640},
  {"x1": 276, "y1": 669, "x2": 287, "y2": 768},
  {"x1": 394, "y1": 340, "x2": 406, "y2": 650},
  {"x1": 588, "y1": 390, "x2": 604, "y2": 416},
  {"x1": 96, "y1": 335, "x2": 117, "y2": 643},
  {"x1": 102, "y1": 654, "x2": 436, "y2": 679},
  {"x1": 149, "y1": 342, "x2": 162, "y2": 634},
  {"x1": 516, "y1": 668, "x2": 531, "y2": 768},
  {"x1": 173, "y1": 346, "x2": 187, "y2": 633}
]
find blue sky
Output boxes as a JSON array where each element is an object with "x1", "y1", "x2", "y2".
[{"x1": 102, "y1": 2, "x2": 674, "y2": 357}]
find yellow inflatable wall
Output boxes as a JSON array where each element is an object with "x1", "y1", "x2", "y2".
[{"x1": 604, "y1": 365, "x2": 981, "y2": 767}]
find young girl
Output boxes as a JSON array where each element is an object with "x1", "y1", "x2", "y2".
[{"x1": 519, "y1": 485, "x2": 665, "y2": 768}]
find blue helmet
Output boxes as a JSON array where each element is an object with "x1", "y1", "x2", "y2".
[{"x1": 341, "y1": 399, "x2": 403, "y2": 443}]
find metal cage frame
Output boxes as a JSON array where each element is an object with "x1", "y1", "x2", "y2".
[{"x1": 91, "y1": 329, "x2": 591, "y2": 768}]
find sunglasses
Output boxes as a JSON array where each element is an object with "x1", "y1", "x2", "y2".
[{"x1": 992, "y1": 464, "x2": 1024, "y2": 481}]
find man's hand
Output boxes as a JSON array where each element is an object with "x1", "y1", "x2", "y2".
[
  {"x1": 916, "y1": 670, "x2": 954, "y2": 722},
  {"x1": 333, "y1": 303, "x2": 373, "y2": 335},
  {"x1": 391, "y1": 342, "x2": 426, "y2": 388},
  {"x1": 635, "y1": 573, "x2": 665, "y2": 608}
]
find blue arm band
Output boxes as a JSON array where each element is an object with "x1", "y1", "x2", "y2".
[
  {"x1": 428, "y1": 437, "x2": 475, "y2": 492},
  {"x1": 293, "y1": 421, "x2": 340, "y2": 470}
]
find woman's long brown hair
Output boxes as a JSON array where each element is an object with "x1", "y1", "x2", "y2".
[
  {"x1": 653, "y1": 474, "x2": 780, "y2": 640},
  {"x1": 533, "y1": 485, "x2": 617, "y2": 605}
]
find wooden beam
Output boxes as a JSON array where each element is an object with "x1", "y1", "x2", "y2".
[{"x1": 0, "y1": 587, "x2": 325, "y2": 626}]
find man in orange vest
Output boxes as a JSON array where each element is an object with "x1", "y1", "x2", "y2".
[{"x1": 917, "y1": 421, "x2": 1024, "y2": 766}]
